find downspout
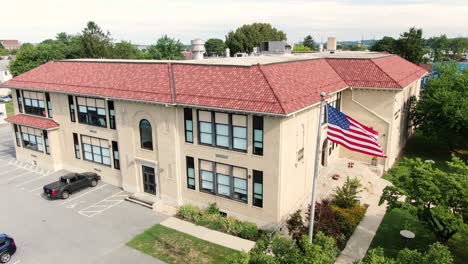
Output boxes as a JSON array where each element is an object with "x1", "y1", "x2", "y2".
[{"x1": 350, "y1": 88, "x2": 391, "y2": 171}]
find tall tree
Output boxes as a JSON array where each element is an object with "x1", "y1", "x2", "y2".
[
  {"x1": 55, "y1": 32, "x2": 82, "y2": 59},
  {"x1": 450, "y1": 37, "x2": 468, "y2": 60},
  {"x1": 112, "y1": 41, "x2": 142, "y2": 59},
  {"x1": 370, "y1": 36, "x2": 397, "y2": 54},
  {"x1": 0, "y1": 43, "x2": 7, "y2": 56},
  {"x1": 9, "y1": 41, "x2": 67, "y2": 76},
  {"x1": 147, "y1": 35, "x2": 184, "y2": 60},
  {"x1": 411, "y1": 62, "x2": 468, "y2": 149},
  {"x1": 79, "y1": 21, "x2": 113, "y2": 58},
  {"x1": 427, "y1": 35, "x2": 450, "y2": 62},
  {"x1": 380, "y1": 156, "x2": 467, "y2": 243},
  {"x1": 225, "y1": 23, "x2": 287, "y2": 55},
  {"x1": 302, "y1": 35, "x2": 315, "y2": 50},
  {"x1": 395, "y1": 27, "x2": 425, "y2": 63},
  {"x1": 205, "y1": 38, "x2": 227, "y2": 57}
]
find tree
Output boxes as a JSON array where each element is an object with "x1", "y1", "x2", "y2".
[
  {"x1": 358, "y1": 243, "x2": 453, "y2": 264},
  {"x1": 79, "y1": 21, "x2": 113, "y2": 58},
  {"x1": 302, "y1": 35, "x2": 315, "y2": 50},
  {"x1": 205, "y1": 38, "x2": 227, "y2": 57},
  {"x1": 370, "y1": 36, "x2": 397, "y2": 53},
  {"x1": 450, "y1": 37, "x2": 468, "y2": 60},
  {"x1": 112, "y1": 41, "x2": 142, "y2": 59},
  {"x1": 395, "y1": 27, "x2": 425, "y2": 63},
  {"x1": 0, "y1": 43, "x2": 8, "y2": 56},
  {"x1": 292, "y1": 45, "x2": 311, "y2": 52},
  {"x1": 225, "y1": 23, "x2": 287, "y2": 55},
  {"x1": 411, "y1": 62, "x2": 468, "y2": 149},
  {"x1": 427, "y1": 35, "x2": 450, "y2": 62},
  {"x1": 9, "y1": 41, "x2": 67, "y2": 76},
  {"x1": 146, "y1": 35, "x2": 184, "y2": 60},
  {"x1": 55, "y1": 32, "x2": 82, "y2": 59},
  {"x1": 227, "y1": 233, "x2": 338, "y2": 264},
  {"x1": 380, "y1": 156, "x2": 468, "y2": 243}
]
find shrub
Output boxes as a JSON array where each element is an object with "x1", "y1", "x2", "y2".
[
  {"x1": 358, "y1": 243, "x2": 453, "y2": 264},
  {"x1": 206, "y1": 202, "x2": 220, "y2": 215},
  {"x1": 176, "y1": 204, "x2": 201, "y2": 220},
  {"x1": 238, "y1": 221, "x2": 259, "y2": 240},
  {"x1": 332, "y1": 204, "x2": 367, "y2": 238},
  {"x1": 332, "y1": 177, "x2": 362, "y2": 208},
  {"x1": 222, "y1": 216, "x2": 243, "y2": 236},
  {"x1": 307, "y1": 199, "x2": 346, "y2": 248},
  {"x1": 286, "y1": 210, "x2": 306, "y2": 242}
]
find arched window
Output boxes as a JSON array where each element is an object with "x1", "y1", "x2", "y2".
[{"x1": 140, "y1": 119, "x2": 153, "y2": 150}]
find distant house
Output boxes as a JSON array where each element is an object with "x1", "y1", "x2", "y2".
[
  {"x1": 0, "y1": 58, "x2": 12, "y2": 96},
  {"x1": 0, "y1": 40, "x2": 21, "y2": 51}
]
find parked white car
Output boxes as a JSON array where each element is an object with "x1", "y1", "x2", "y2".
[{"x1": 0, "y1": 96, "x2": 11, "y2": 103}]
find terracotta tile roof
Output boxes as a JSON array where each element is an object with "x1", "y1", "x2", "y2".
[
  {"x1": 5, "y1": 114, "x2": 60, "y2": 129},
  {"x1": 326, "y1": 56, "x2": 427, "y2": 89},
  {"x1": 2, "y1": 55, "x2": 427, "y2": 115}
]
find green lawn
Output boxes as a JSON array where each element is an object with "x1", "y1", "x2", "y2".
[
  {"x1": 371, "y1": 133, "x2": 467, "y2": 264},
  {"x1": 127, "y1": 224, "x2": 239, "y2": 264},
  {"x1": 370, "y1": 208, "x2": 468, "y2": 264},
  {"x1": 6, "y1": 101, "x2": 14, "y2": 117}
]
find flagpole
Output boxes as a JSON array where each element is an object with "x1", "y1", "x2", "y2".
[{"x1": 308, "y1": 91, "x2": 326, "y2": 242}]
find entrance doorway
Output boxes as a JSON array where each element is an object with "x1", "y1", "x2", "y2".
[{"x1": 142, "y1": 165, "x2": 156, "y2": 195}]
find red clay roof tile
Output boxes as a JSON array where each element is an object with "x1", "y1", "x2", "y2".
[{"x1": 5, "y1": 114, "x2": 59, "y2": 129}]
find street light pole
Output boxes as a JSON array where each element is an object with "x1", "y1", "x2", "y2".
[{"x1": 308, "y1": 92, "x2": 326, "y2": 242}]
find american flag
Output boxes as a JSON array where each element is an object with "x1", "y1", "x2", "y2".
[{"x1": 327, "y1": 104, "x2": 386, "y2": 157}]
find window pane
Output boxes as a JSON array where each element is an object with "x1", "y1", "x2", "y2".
[
  {"x1": 92, "y1": 146, "x2": 101, "y2": 155},
  {"x1": 113, "y1": 151, "x2": 119, "y2": 159},
  {"x1": 186, "y1": 132, "x2": 193, "y2": 142},
  {"x1": 101, "y1": 148, "x2": 110, "y2": 157},
  {"x1": 234, "y1": 178, "x2": 246, "y2": 190},
  {"x1": 254, "y1": 142, "x2": 263, "y2": 148},
  {"x1": 83, "y1": 144, "x2": 92, "y2": 152},
  {"x1": 102, "y1": 156, "x2": 111, "y2": 165},
  {"x1": 84, "y1": 152, "x2": 93, "y2": 160},
  {"x1": 202, "y1": 181, "x2": 213, "y2": 191},
  {"x1": 217, "y1": 174, "x2": 230, "y2": 185},
  {"x1": 97, "y1": 108, "x2": 106, "y2": 115},
  {"x1": 217, "y1": 185, "x2": 230, "y2": 196},
  {"x1": 216, "y1": 124, "x2": 229, "y2": 136},
  {"x1": 36, "y1": 136, "x2": 42, "y2": 144},
  {"x1": 233, "y1": 127, "x2": 246, "y2": 138},
  {"x1": 188, "y1": 168, "x2": 195, "y2": 178},
  {"x1": 185, "y1": 120, "x2": 193, "y2": 130},
  {"x1": 94, "y1": 154, "x2": 102, "y2": 163},
  {"x1": 233, "y1": 138, "x2": 247, "y2": 150},
  {"x1": 254, "y1": 183, "x2": 263, "y2": 194},
  {"x1": 200, "y1": 133, "x2": 212, "y2": 144},
  {"x1": 200, "y1": 122, "x2": 212, "y2": 133},
  {"x1": 79, "y1": 106, "x2": 87, "y2": 113},
  {"x1": 254, "y1": 129, "x2": 263, "y2": 141},
  {"x1": 216, "y1": 135, "x2": 229, "y2": 147},
  {"x1": 32, "y1": 100, "x2": 39, "y2": 107},
  {"x1": 201, "y1": 171, "x2": 213, "y2": 182},
  {"x1": 188, "y1": 178, "x2": 195, "y2": 186}
]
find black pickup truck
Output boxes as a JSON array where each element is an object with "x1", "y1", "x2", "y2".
[{"x1": 43, "y1": 172, "x2": 101, "y2": 199}]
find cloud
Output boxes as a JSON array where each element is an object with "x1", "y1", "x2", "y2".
[{"x1": 1, "y1": 0, "x2": 467, "y2": 44}]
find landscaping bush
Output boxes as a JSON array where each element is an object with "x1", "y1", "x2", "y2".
[
  {"x1": 358, "y1": 243, "x2": 453, "y2": 264},
  {"x1": 332, "y1": 204, "x2": 367, "y2": 238},
  {"x1": 286, "y1": 209, "x2": 307, "y2": 242},
  {"x1": 176, "y1": 203, "x2": 260, "y2": 241},
  {"x1": 176, "y1": 204, "x2": 201, "y2": 220},
  {"x1": 332, "y1": 176, "x2": 362, "y2": 208}
]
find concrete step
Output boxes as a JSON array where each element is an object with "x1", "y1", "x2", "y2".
[{"x1": 125, "y1": 195, "x2": 154, "y2": 209}]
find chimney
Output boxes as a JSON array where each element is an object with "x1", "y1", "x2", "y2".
[
  {"x1": 327, "y1": 37, "x2": 337, "y2": 53},
  {"x1": 191, "y1": 39, "x2": 205, "y2": 60}
]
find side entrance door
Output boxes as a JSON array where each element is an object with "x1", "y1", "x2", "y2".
[{"x1": 142, "y1": 165, "x2": 156, "y2": 195}]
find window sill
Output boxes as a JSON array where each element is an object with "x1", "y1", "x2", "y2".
[
  {"x1": 82, "y1": 159, "x2": 112, "y2": 168},
  {"x1": 197, "y1": 143, "x2": 248, "y2": 154},
  {"x1": 199, "y1": 190, "x2": 249, "y2": 205}
]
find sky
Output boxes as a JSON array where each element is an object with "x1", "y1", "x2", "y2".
[{"x1": 1, "y1": 0, "x2": 467, "y2": 45}]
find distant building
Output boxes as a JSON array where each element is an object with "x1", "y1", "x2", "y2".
[
  {"x1": 0, "y1": 58, "x2": 12, "y2": 96},
  {"x1": 0, "y1": 40, "x2": 20, "y2": 51},
  {"x1": 260, "y1": 41, "x2": 291, "y2": 55}
]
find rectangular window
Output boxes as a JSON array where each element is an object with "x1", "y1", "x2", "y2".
[
  {"x1": 253, "y1": 170, "x2": 263, "y2": 208},
  {"x1": 81, "y1": 135, "x2": 111, "y2": 166},
  {"x1": 108, "y1": 100, "x2": 116, "y2": 129},
  {"x1": 253, "y1": 116, "x2": 264, "y2": 155},
  {"x1": 45, "y1": 92, "x2": 52, "y2": 118},
  {"x1": 197, "y1": 110, "x2": 247, "y2": 152},
  {"x1": 199, "y1": 159, "x2": 248, "y2": 203},
  {"x1": 23, "y1": 91, "x2": 46, "y2": 117},
  {"x1": 77, "y1": 97, "x2": 107, "y2": 128},
  {"x1": 68, "y1": 95, "x2": 76, "y2": 122},
  {"x1": 20, "y1": 126, "x2": 44, "y2": 152},
  {"x1": 43, "y1": 130, "x2": 50, "y2": 155},
  {"x1": 215, "y1": 113, "x2": 229, "y2": 148},
  {"x1": 184, "y1": 108, "x2": 193, "y2": 143},
  {"x1": 16, "y1": 90, "x2": 23, "y2": 113},
  {"x1": 73, "y1": 133, "x2": 80, "y2": 159},
  {"x1": 13, "y1": 124, "x2": 21, "y2": 147},
  {"x1": 112, "y1": 141, "x2": 120, "y2": 170},
  {"x1": 186, "y1": 156, "x2": 195, "y2": 189},
  {"x1": 199, "y1": 160, "x2": 214, "y2": 193}
]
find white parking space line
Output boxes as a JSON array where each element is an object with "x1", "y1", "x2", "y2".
[
  {"x1": 6, "y1": 170, "x2": 33, "y2": 181},
  {"x1": 12, "y1": 261, "x2": 21, "y2": 264},
  {"x1": 78, "y1": 191, "x2": 128, "y2": 218},
  {"x1": 15, "y1": 173, "x2": 52, "y2": 187},
  {"x1": 0, "y1": 167, "x2": 23, "y2": 176},
  {"x1": 59, "y1": 184, "x2": 108, "y2": 205},
  {"x1": 28, "y1": 186, "x2": 45, "y2": 192}
]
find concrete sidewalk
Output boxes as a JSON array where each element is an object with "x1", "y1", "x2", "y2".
[
  {"x1": 334, "y1": 177, "x2": 390, "y2": 264},
  {"x1": 160, "y1": 217, "x2": 256, "y2": 252}
]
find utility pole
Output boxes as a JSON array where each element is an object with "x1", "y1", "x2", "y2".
[{"x1": 308, "y1": 92, "x2": 326, "y2": 242}]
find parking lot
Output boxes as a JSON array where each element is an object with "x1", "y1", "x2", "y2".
[{"x1": 0, "y1": 124, "x2": 167, "y2": 264}]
